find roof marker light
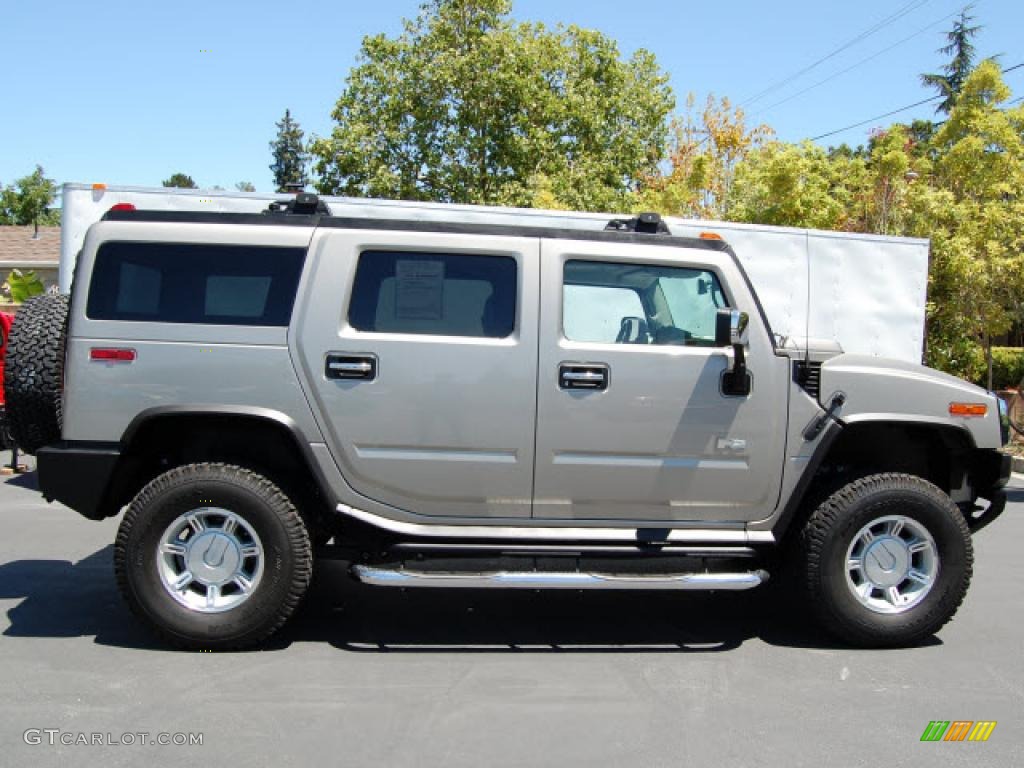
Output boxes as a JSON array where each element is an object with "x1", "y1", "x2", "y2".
[
  {"x1": 92, "y1": 183, "x2": 107, "y2": 191},
  {"x1": 108, "y1": 203, "x2": 136, "y2": 212},
  {"x1": 699, "y1": 231, "x2": 723, "y2": 240}
]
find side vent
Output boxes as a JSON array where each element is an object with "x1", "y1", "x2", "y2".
[{"x1": 794, "y1": 360, "x2": 822, "y2": 399}]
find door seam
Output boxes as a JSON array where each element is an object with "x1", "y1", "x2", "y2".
[{"x1": 528, "y1": 237, "x2": 544, "y2": 518}]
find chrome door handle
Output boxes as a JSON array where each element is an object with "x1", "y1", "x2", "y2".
[
  {"x1": 559, "y1": 363, "x2": 609, "y2": 391},
  {"x1": 325, "y1": 354, "x2": 377, "y2": 381},
  {"x1": 563, "y1": 371, "x2": 604, "y2": 383}
]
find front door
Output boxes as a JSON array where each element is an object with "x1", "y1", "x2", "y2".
[
  {"x1": 294, "y1": 228, "x2": 539, "y2": 518},
  {"x1": 533, "y1": 238, "x2": 788, "y2": 523}
]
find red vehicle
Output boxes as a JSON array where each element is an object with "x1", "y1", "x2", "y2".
[{"x1": 0, "y1": 311, "x2": 13, "y2": 447}]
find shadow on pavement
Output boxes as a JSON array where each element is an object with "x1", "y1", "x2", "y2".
[
  {"x1": 280, "y1": 561, "x2": 837, "y2": 654},
  {"x1": 1, "y1": 547, "x2": 939, "y2": 654},
  {"x1": 0, "y1": 546, "x2": 162, "y2": 650},
  {"x1": 3, "y1": 469, "x2": 39, "y2": 491},
  {"x1": 1003, "y1": 486, "x2": 1024, "y2": 504}
]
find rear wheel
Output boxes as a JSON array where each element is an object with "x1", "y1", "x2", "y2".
[
  {"x1": 114, "y1": 463, "x2": 312, "y2": 650},
  {"x1": 3, "y1": 293, "x2": 69, "y2": 454},
  {"x1": 0, "y1": 409, "x2": 10, "y2": 450},
  {"x1": 801, "y1": 473, "x2": 972, "y2": 647}
]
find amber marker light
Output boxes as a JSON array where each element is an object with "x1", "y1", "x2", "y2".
[
  {"x1": 949, "y1": 402, "x2": 987, "y2": 417},
  {"x1": 699, "y1": 231, "x2": 723, "y2": 240}
]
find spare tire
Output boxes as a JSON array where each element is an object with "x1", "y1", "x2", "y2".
[{"x1": 3, "y1": 293, "x2": 70, "y2": 454}]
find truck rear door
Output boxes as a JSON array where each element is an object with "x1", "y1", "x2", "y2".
[{"x1": 293, "y1": 227, "x2": 539, "y2": 519}]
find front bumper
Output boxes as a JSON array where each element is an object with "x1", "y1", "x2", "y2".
[
  {"x1": 37, "y1": 441, "x2": 121, "y2": 521},
  {"x1": 970, "y1": 449, "x2": 1011, "y2": 493},
  {"x1": 964, "y1": 449, "x2": 1012, "y2": 533}
]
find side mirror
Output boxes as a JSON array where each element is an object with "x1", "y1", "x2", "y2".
[
  {"x1": 715, "y1": 308, "x2": 752, "y2": 397},
  {"x1": 715, "y1": 309, "x2": 749, "y2": 348}
]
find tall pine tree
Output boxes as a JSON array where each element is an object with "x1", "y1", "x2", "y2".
[
  {"x1": 920, "y1": 6, "x2": 982, "y2": 114},
  {"x1": 162, "y1": 173, "x2": 197, "y2": 189},
  {"x1": 269, "y1": 109, "x2": 308, "y2": 192}
]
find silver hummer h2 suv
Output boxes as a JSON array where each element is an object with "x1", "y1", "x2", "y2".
[{"x1": 3, "y1": 195, "x2": 1011, "y2": 650}]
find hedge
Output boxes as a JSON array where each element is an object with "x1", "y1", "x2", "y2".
[{"x1": 987, "y1": 346, "x2": 1024, "y2": 390}]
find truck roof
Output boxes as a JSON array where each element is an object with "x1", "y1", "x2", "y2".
[{"x1": 99, "y1": 208, "x2": 733, "y2": 254}]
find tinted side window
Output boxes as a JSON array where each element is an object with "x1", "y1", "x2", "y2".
[
  {"x1": 563, "y1": 260, "x2": 727, "y2": 346},
  {"x1": 349, "y1": 251, "x2": 517, "y2": 338},
  {"x1": 87, "y1": 243, "x2": 305, "y2": 326}
]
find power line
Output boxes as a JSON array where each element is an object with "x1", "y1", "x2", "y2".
[
  {"x1": 808, "y1": 61, "x2": 1024, "y2": 142},
  {"x1": 809, "y1": 96, "x2": 942, "y2": 141},
  {"x1": 740, "y1": 0, "x2": 935, "y2": 108},
  {"x1": 753, "y1": 9, "x2": 960, "y2": 117}
]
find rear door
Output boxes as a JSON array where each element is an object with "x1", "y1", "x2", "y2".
[
  {"x1": 533, "y1": 238, "x2": 788, "y2": 523},
  {"x1": 293, "y1": 228, "x2": 539, "y2": 518}
]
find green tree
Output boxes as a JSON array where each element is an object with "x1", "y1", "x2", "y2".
[
  {"x1": 726, "y1": 140, "x2": 869, "y2": 230},
  {"x1": 863, "y1": 127, "x2": 919, "y2": 235},
  {"x1": 312, "y1": 0, "x2": 673, "y2": 211},
  {"x1": 909, "y1": 61, "x2": 1024, "y2": 385},
  {"x1": 235, "y1": 181, "x2": 256, "y2": 192},
  {"x1": 0, "y1": 184, "x2": 16, "y2": 225},
  {"x1": 269, "y1": 109, "x2": 308, "y2": 192},
  {"x1": 162, "y1": 173, "x2": 197, "y2": 189},
  {"x1": 1, "y1": 269, "x2": 46, "y2": 304},
  {"x1": 636, "y1": 94, "x2": 772, "y2": 220},
  {"x1": 1, "y1": 166, "x2": 57, "y2": 236},
  {"x1": 920, "y1": 6, "x2": 982, "y2": 114}
]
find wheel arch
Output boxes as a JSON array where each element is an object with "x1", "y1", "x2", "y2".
[
  {"x1": 104, "y1": 406, "x2": 335, "y2": 527},
  {"x1": 773, "y1": 419, "x2": 978, "y2": 542}
]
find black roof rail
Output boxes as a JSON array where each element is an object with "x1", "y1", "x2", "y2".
[
  {"x1": 264, "y1": 192, "x2": 331, "y2": 216},
  {"x1": 604, "y1": 212, "x2": 669, "y2": 235}
]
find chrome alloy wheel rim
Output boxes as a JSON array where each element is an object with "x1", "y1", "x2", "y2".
[
  {"x1": 157, "y1": 508, "x2": 264, "y2": 613},
  {"x1": 845, "y1": 515, "x2": 938, "y2": 614}
]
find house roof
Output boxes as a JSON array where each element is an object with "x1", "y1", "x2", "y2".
[{"x1": 0, "y1": 226, "x2": 60, "y2": 266}]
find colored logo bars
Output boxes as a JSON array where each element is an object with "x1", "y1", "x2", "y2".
[{"x1": 920, "y1": 721, "x2": 997, "y2": 742}]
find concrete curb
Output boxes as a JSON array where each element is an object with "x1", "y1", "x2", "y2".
[{"x1": 1013, "y1": 455, "x2": 1024, "y2": 475}]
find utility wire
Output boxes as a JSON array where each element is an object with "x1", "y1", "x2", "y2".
[
  {"x1": 753, "y1": 9, "x2": 960, "y2": 117},
  {"x1": 809, "y1": 61, "x2": 1024, "y2": 142},
  {"x1": 809, "y1": 96, "x2": 942, "y2": 141},
  {"x1": 740, "y1": 0, "x2": 935, "y2": 108}
]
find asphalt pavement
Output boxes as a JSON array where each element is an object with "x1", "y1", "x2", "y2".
[{"x1": 1, "y1": 450, "x2": 1022, "y2": 767}]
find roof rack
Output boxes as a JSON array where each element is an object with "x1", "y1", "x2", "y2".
[
  {"x1": 604, "y1": 212, "x2": 669, "y2": 235},
  {"x1": 264, "y1": 192, "x2": 331, "y2": 216}
]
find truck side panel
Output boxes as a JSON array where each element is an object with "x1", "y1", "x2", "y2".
[{"x1": 62, "y1": 221, "x2": 322, "y2": 444}]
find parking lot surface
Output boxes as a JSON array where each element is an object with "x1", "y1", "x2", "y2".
[{"x1": 1, "y1": 452, "x2": 1022, "y2": 767}]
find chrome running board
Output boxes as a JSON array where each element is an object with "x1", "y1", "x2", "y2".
[
  {"x1": 337, "y1": 503, "x2": 775, "y2": 545},
  {"x1": 352, "y1": 565, "x2": 768, "y2": 591}
]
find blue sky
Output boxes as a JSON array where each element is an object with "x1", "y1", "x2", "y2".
[{"x1": 1, "y1": 0, "x2": 1020, "y2": 194}]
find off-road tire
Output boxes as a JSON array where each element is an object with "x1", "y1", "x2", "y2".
[
  {"x1": 114, "y1": 463, "x2": 313, "y2": 651},
  {"x1": 801, "y1": 473, "x2": 972, "y2": 648},
  {"x1": 3, "y1": 293, "x2": 69, "y2": 454},
  {"x1": 0, "y1": 409, "x2": 10, "y2": 450}
]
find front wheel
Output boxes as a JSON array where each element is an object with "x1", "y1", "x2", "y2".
[
  {"x1": 801, "y1": 473, "x2": 973, "y2": 648},
  {"x1": 114, "y1": 463, "x2": 312, "y2": 650}
]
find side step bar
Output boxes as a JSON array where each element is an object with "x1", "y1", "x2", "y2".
[
  {"x1": 352, "y1": 565, "x2": 768, "y2": 591},
  {"x1": 337, "y1": 503, "x2": 775, "y2": 545}
]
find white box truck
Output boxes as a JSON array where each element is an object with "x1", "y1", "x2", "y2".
[{"x1": 59, "y1": 182, "x2": 928, "y2": 363}]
